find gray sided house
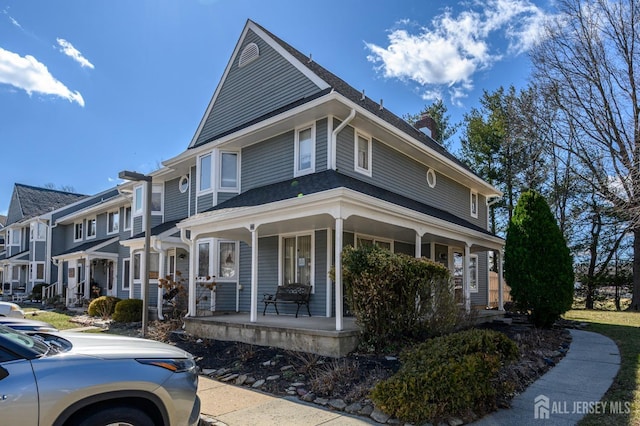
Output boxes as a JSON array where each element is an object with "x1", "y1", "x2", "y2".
[
  {"x1": 156, "y1": 19, "x2": 506, "y2": 351},
  {"x1": 0, "y1": 184, "x2": 86, "y2": 300}
]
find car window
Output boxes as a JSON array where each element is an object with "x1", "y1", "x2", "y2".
[{"x1": 0, "y1": 325, "x2": 48, "y2": 355}]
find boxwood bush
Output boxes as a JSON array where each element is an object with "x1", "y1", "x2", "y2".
[
  {"x1": 370, "y1": 329, "x2": 519, "y2": 423},
  {"x1": 112, "y1": 298, "x2": 143, "y2": 323},
  {"x1": 88, "y1": 296, "x2": 121, "y2": 319}
]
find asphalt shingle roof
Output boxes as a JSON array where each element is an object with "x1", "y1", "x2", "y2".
[
  {"x1": 207, "y1": 170, "x2": 495, "y2": 237},
  {"x1": 128, "y1": 218, "x2": 185, "y2": 240},
  {"x1": 10, "y1": 184, "x2": 86, "y2": 225},
  {"x1": 55, "y1": 237, "x2": 118, "y2": 257}
]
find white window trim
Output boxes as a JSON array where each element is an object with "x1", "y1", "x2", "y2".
[
  {"x1": 9, "y1": 228, "x2": 21, "y2": 246},
  {"x1": 107, "y1": 210, "x2": 120, "y2": 235},
  {"x1": 196, "y1": 238, "x2": 215, "y2": 279},
  {"x1": 178, "y1": 175, "x2": 190, "y2": 194},
  {"x1": 217, "y1": 240, "x2": 239, "y2": 282},
  {"x1": 30, "y1": 222, "x2": 46, "y2": 242},
  {"x1": 278, "y1": 232, "x2": 315, "y2": 292},
  {"x1": 426, "y1": 168, "x2": 437, "y2": 188},
  {"x1": 133, "y1": 185, "x2": 144, "y2": 217},
  {"x1": 152, "y1": 184, "x2": 164, "y2": 216},
  {"x1": 218, "y1": 151, "x2": 241, "y2": 192},
  {"x1": 123, "y1": 206, "x2": 132, "y2": 231},
  {"x1": 469, "y1": 254, "x2": 479, "y2": 293},
  {"x1": 29, "y1": 261, "x2": 46, "y2": 282},
  {"x1": 354, "y1": 131, "x2": 372, "y2": 177},
  {"x1": 73, "y1": 221, "x2": 83, "y2": 242},
  {"x1": 86, "y1": 217, "x2": 97, "y2": 240},
  {"x1": 294, "y1": 123, "x2": 316, "y2": 177},
  {"x1": 355, "y1": 233, "x2": 393, "y2": 251},
  {"x1": 122, "y1": 257, "x2": 131, "y2": 290},
  {"x1": 470, "y1": 190, "x2": 479, "y2": 218},
  {"x1": 197, "y1": 152, "x2": 214, "y2": 196}
]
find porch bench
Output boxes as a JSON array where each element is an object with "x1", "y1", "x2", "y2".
[{"x1": 262, "y1": 283, "x2": 311, "y2": 318}]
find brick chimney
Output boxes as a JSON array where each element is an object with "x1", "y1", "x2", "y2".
[{"x1": 414, "y1": 113, "x2": 439, "y2": 142}]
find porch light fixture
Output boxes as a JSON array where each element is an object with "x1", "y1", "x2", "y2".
[{"x1": 119, "y1": 170, "x2": 152, "y2": 337}]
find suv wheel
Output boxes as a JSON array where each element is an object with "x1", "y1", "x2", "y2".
[{"x1": 74, "y1": 406, "x2": 155, "y2": 426}]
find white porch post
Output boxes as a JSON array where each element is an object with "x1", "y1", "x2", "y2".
[
  {"x1": 250, "y1": 225, "x2": 259, "y2": 323},
  {"x1": 464, "y1": 245, "x2": 471, "y2": 312},
  {"x1": 129, "y1": 252, "x2": 135, "y2": 300},
  {"x1": 84, "y1": 258, "x2": 91, "y2": 299},
  {"x1": 57, "y1": 263, "x2": 63, "y2": 296},
  {"x1": 326, "y1": 228, "x2": 332, "y2": 318},
  {"x1": 498, "y1": 250, "x2": 504, "y2": 311},
  {"x1": 415, "y1": 232, "x2": 422, "y2": 258},
  {"x1": 188, "y1": 240, "x2": 197, "y2": 317},
  {"x1": 335, "y1": 218, "x2": 344, "y2": 331},
  {"x1": 157, "y1": 249, "x2": 166, "y2": 320}
]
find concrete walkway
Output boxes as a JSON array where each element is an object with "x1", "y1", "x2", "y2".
[
  {"x1": 197, "y1": 329, "x2": 620, "y2": 426},
  {"x1": 472, "y1": 329, "x2": 620, "y2": 425}
]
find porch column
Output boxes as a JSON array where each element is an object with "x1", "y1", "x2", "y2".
[
  {"x1": 498, "y1": 250, "x2": 504, "y2": 311},
  {"x1": 84, "y1": 258, "x2": 91, "y2": 299},
  {"x1": 415, "y1": 232, "x2": 422, "y2": 258},
  {"x1": 157, "y1": 249, "x2": 166, "y2": 320},
  {"x1": 326, "y1": 228, "x2": 332, "y2": 318},
  {"x1": 57, "y1": 263, "x2": 63, "y2": 296},
  {"x1": 188, "y1": 240, "x2": 197, "y2": 317},
  {"x1": 335, "y1": 218, "x2": 344, "y2": 331},
  {"x1": 250, "y1": 225, "x2": 259, "y2": 323},
  {"x1": 464, "y1": 244, "x2": 471, "y2": 312}
]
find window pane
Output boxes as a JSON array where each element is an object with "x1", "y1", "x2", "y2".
[
  {"x1": 219, "y1": 242, "x2": 236, "y2": 278},
  {"x1": 151, "y1": 189, "x2": 162, "y2": 212},
  {"x1": 221, "y1": 153, "x2": 238, "y2": 188},
  {"x1": 298, "y1": 128, "x2": 312, "y2": 171},
  {"x1": 134, "y1": 186, "x2": 143, "y2": 212},
  {"x1": 470, "y1": 256, "x2": 478, "y2": 291},
  {"x1": 198, "y1": 242, "x2": 210, "y2": 277},
  {"x1": 200, "y1": 154, "x2": 212, "y2": 191},
  {"x1": 149, "y1": 253, "x2": 159, "y2": 279},
  {"x1": 123, "y1": 259, "x2": 130, "y2": 289},
  {"x1": 376, "y1": 241, "x2": 391, "y2": 251},
  {"x1": 109, "y1": 212, "x2": 120, "y2": 233},
  {"x1": 133, "y1": 254, "x2": 141, "y2": 280},
  {"x1": 357, "y1": 136, "x2": 369, "y2": 170},
  {"x1": 11, "y1": 230, "x2": 19, "y2": 244},
  {"x1": 297, "y1": 235, "x2": 311, "y2": 285},
  {"x1": 37, "y1": 264, "x2": 44, "y2": 280},
  {"x1": 283, "y1": 237, "x2": 295, "y2": 284},
  {"x1": 124, "y1": 207, "x2": 132, "y2": 229},
  {"x1": 88, "y1": 219, "x2": 96, "y2": 237}
]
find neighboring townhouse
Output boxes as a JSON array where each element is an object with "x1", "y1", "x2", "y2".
[
  {"x1": 0, "y1": 184, "x2": 86, "y2": 299},
  {"x1": 155, "y1": 20, "x2": 506, "y2": 333}
]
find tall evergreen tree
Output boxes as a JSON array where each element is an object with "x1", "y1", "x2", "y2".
[{"x1": 504, "y1": 190, "x2": 574, "y2": 327}]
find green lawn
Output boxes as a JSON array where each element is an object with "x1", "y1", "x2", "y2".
[
  {"x1": 25, "y1": 310, "x2": 85, "y2": 331},
  {"x1": 563, "y1": 309, "x2": 640, "y2": 425}
]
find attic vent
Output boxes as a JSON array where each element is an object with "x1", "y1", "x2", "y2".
[{"x1": 239, "y1": 43, "x2": 259, "y2": 68}]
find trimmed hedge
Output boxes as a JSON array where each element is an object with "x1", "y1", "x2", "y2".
[
  {"x1": 112, "y1": 299, "x2": 143, "y2": 323},
  {"x1": 88, "y1": 296, "x2": 121, "y2": 318},
  {"x1": 370, "y1": 329, "x2": 519, "y2": 423}
]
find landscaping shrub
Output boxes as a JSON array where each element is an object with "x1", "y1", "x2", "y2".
[
  {"x1": 87, "y1": 296, "x2": 120, "y2": 319},
  {"x1": 30, "y1": 283, "x2": 47, "y2": 301},
  {"x1": 370, "y1": 329, "x2": 519, "y2": 423},
  {"x1": 340, "y1": 245, "x2": 458, "y2": 351},
  {"x1": 504, "y1": 190, "x2": 574, "y2": 327},
  {"x1": 112, "y1": 298, "x2": 143, "y2": 323}
]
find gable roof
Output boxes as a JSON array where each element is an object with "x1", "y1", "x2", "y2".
[
  {"x1": 206, "y1": 170, "x2": 496, "y2": 237},
  {"x1": 188, "y1": 20, "x2": 475, "y2": 178},
  {"x1": 7, "y1": 184, "x2": 86, "y2": 226},
  {"x1": 127, "y1": 218, "x2": 185, "y2": 241},
  {"x1": 0, "y1": 215, "x2": 6, "y2": 227}
]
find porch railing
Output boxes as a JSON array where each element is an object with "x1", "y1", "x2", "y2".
[{"x1": 43, "y1": 282, "x2": 58, "y2": 301}]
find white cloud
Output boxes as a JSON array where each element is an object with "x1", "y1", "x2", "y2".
[
  {"x1": 366, "y1": 0, "x2": 550, "y2": 104},
  {"x1": 56, "y1": 38, "x2": 94, "y2": 69},
  {"x1": 0, "y1": 47, "x2": 85, "y2": 106}
]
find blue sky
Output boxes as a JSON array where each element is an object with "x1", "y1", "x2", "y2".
[{"x1": 0, "y1": 0, "x2": 555, "y2": 215}]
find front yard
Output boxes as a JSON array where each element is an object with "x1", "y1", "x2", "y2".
[{"x1": 564, "y1": 309, "x2": 640, "y2": 425}]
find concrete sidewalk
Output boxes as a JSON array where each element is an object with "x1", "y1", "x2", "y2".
[
  {"x1": 197, "y1": 329, "x2": 620, "y2": 426},
  {"x1": 473, "y1": 329, "x2": 620, "y2": 425}
]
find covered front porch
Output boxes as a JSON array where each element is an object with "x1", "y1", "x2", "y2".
[{"x1": 178, "y1": 173, "x2": 506, "y2": 344}]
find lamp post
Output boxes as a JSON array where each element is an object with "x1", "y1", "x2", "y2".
[{"x1": 119, "y1": 170, "x2": 152, "y2": 337}]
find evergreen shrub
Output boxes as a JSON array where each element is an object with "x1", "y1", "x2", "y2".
[
  {"x1": 370, "y1": 329, "x2": 518, "y2": 423},
  {"x1": 87, "y1": 296, "x2": 121, "y2": 319},
  {"x1": 112, "y1": 298, "x2": 143, "y2": 323}
]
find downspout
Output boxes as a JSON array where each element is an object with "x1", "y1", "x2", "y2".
[
  {"x1": 486, "y1": 196, "x2": 502, "y2": 308},
  {"x1": 330, "y1": 109, "x2": 356, "y2": 170}
]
